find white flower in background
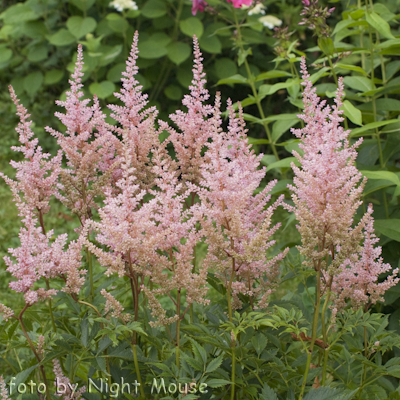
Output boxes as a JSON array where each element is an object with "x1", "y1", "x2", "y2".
[
  {"x1": 248, "y1": 2, "x2": 266, "y2": 15},
  {"x1": 259, "y1": 15, "x2": 282, "y2": 29},
  {"x1": 109, "y1": 0, "x2": 138, "y2": 12}
]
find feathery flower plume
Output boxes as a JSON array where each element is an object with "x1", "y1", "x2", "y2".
[
  {"x1": 196, "y1": 99, "x2": 288, "y2": 309},
  {"x1": 36, "y1": 334, "x2": 45, "y2": 357},
  {"x1": 0, "y1": 87, "x2": 61, "y2": 219},
  {"x1": 288, "y1": 57, "x2": 365, "y2": 276},
  {"x1": 0, "y1": 304, "x2": 14, "y2": 322},
  {"x1": 0, "y1": 376, "x2": 11, "y2": 400},
  {"x1": 330, "y1": 205, "x2": 399, "y2": 310},
  {"x1": 101, "y1": 289, "x2": 131, "y2": 322},
  {"x1": 290, "y1": 57, "x2": 398, "y2": 310},
  {"x1": 163, "y1": 36, "x2": 214, "y2": 191},
  {"x1": 108, "y1": 31, "x2": 160, "y2": 193},
  {"x1": 45, "y1": 44, "x2": 119, "y2": 222},
  {"x1": 53, "y1": 359, "x2": 86, "y2": 400},
  {"x1": 142, "y1": 151, "x2": 209, "y2": 326}
]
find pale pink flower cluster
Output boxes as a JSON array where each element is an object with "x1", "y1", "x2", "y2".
[
  {"x1": 290, "y1": 57, "x2": 399, "y2": 310},
  {"x1": 101, "y1": 289, "x2": 131, "y2": 322},
  {"x1": 45, "y1": 44, "x2": 119, "y2": 223},
  {"x1": 195, "y1": 99, "x2": 288, "y2": 309},
  {"x1": 37, "y1": 334, "x2": 46, "y2": 357},
  {"x1": 0, "y1": 304, "x2": 14, "y2": 322},
  {"x1": 0, "y1": 376, "x2": 11, "y2": 400},
  {"x1": 1, "y1": 84, "x2": 86, "y2": 307},
  {"x1": 52, "y1": 359, "x2": 86, "y2": 400},
  {"x1": 331, "y1": 205, "x2": 399, "y2": 310}
]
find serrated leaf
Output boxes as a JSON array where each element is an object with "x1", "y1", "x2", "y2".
[
  {"x1": 206, "y1": 379, "x2": 231, "y2": 388},
  {"x1": 13, "y1": 365, "x2": 39, "y2": 386},
  {"x1": 205, "y1": 354, "x2": 223, "y2": 373},
  {"x1": 260, "y1": 383, "x2": 279, "y2": 400},
  {"x1": 255, "y1": 70, "x2": 292, "y2": 82},
  {"x1": 189, "y1": 338, "x2": 207, "y2": 365},
  {"x1": 343, "y1": 76, "x2": 374, "y2": 92},
  {"x1": 350, "y1": 119, "x2": 399, "y2": 136},
  {"x1": 217, "y1": 74, "x2": 248, "y2": 85}
]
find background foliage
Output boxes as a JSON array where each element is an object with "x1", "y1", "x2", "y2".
[{"x1": 2, "y1": 0, "x2": 400, "y2": 399}]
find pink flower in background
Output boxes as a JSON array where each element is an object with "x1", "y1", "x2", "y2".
[
  {"x1": 227, "y1": 0, "x2": 253, "y2": 8},
  {"x1": 191, "y1": 0, "x2": 207, "y2": 15}
]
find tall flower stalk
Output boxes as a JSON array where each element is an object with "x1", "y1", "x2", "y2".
[{"x1": 290, "y1": 57, "x2": 399, "y2": 399}]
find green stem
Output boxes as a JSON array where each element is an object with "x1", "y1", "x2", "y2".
[
  {"x1": 176, "y1": 289, "x2": 181, "y2": 368},
  {"x1": 321, "y1": 288, "x2": 331, "y2": 385},
  {"x1": 131, "y1": 343, "x2": 145, "y2": 398},
  {"x1": 231, "y1": 335, "x2": 236, "y2": 400},
  {"x1": 19, "y1": 308, "x2": 51, "y2": 400},
  {"x1": 299, "y1": 270, "x2": 321, "y2": 400},
  {"x1": 232, "y1": 9, "x2": 279, "y2": 163}
]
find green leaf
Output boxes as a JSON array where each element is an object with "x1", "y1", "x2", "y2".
[
  {"x1": 189, "y1": 338, "x2": 207, "y2": 365},
  {"x1": 67, "y1": 16, "x2": 96, "y2": 39},
  {"x1": 89, "y1": 81, "x2": 115, "y2": 99},
  {"x1": 214, "y1": 58, "x2": 237, "y2": 80},
  {"x1": 100, "y1": 45, "x2": 123, "y2": 66},
  {"x1": 69, "y1": 0, "x2": 96, "y2": 11},
  {"x1": 264, "y1": 157, "x2": 300, "y2": 172},
  {"x1": 44, "y1": 69, "x2": 64, "y2": 85},
  {"x1": 106, "y1": 63, "x2": 126, "y2": 82},
  {"x1": 0, "y1": 3, "x2": 38, "y2": 24},
  {"x1": 361, "y1": 170, "x2": 400, "y2": 186},
  {"x1": 164, "y1": 85, "x2": 182, "y2": 100},
  {"x1": 180, "y1": 18, "x2": 204, "y2": 39},
  {"x1": 138, "y1": 33, "x2": 171, "y2": 59},
  {"x1": 27, "y1": 44, "x2": 48, "y2": 62},
  {"x1": 318, "y1": 36, "x2": 335, "y2": 55},
  {"x1": 205, "y1": 355, "x2": 223, "y2": 373},
  {"x1": 23, "y1": 71, "x2": 43, "y2": 96},
  {"x1": 217, "y1": 74, "x2": 248, "y2": 85},
  {"x1": 260, "y1": 383, "x2": 279, "y2": 400},
  {"x1": 350, "y1": 120, "x2": 399, "y2": 136},
  {"x1": 374, "y1": 220, "x2": 400, "y2": 242},
  {"x1": 167, "y1": 42, "x2": 191, "y2": 65},
  {"x1": 106, "y1": 13, "x2": 129, "y2": 33},
  {"x1": 343, "y1": 76, "x2": 374, "y2": 92},
  {"x1": 272, "y1": 118, "x2": 299, "y2": 143},
  {"x1": 21, "y1": 21, "x2": 47, "y2": 39},
  {"x1": 13, "y1": 365, "x2": 39, "y2": 387},
  {"x1": 342, "y1": 100, "x2": 362, "y2": 126},
  {"x1": 206, "y1": 379, "x2": 231, "y2": 388},
  {"x1": 258, "y1": 79, "x2": 300, "y2": 98},
  {"x1": 0, "y1": 48, "x2": 12, "y2": 64},
  {"x1": 141, "y1": 0, "x2": 167, "y2": 18},
  {"x1": 255, "y1": 70, "x2": 292, "y2": 82},
  {"x1": 366, "y1": 12, "x2": 395, "y2": 39},
  {"x1": 335, "y1": 63, "x2": 368, "y2": 76},
  {"x1": 303, "y1": 387, "x2": 345, "y2": 400},
  {"x1": 199, "y1": 35, "x2": 221, "y2": 54},
  {"x1": 47, "y1": 29, "x2": 76, "y2": 47}
]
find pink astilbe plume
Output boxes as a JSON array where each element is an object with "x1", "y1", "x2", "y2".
[
  {"x1": 0, "y1": 376, "x2": 11, "y2": 400},
  {"x1": 330, "y1": 205, "x2": 399, "y2": 311},
  {"x1": 45, "y1": 44, "x2": 119, "y2": 222},
  {"x1": 289, "y1": 57, "x2": 398, "y2": 310},
  {"x1": 101, "y1": 289, "x2": 131, "y2": 322},
  {"x1": 288, "y1": 57, "x2": 366, "y2": 275},
  {"x1": 108, "y1": 31, "x2": 160, "y2": 193},
  {"x1": 53, "y1": 359, "x2": 86, "y2": 400},
  {"x1": 142, "y1": 150, "x2": 209, "y2": 326},
  {"x1": 162, "y1": 36, "x2": 215, "y2": 192},
  {"x1": 0, "y1": 87, "x2": 61, "y2": 219},
  {"x1": 195, "y1": 99, "x2": 288, "y2": 309}
]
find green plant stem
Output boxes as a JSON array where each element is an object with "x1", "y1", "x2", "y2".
[
  {"x1": 176, "y1": 289, "x2": 181, "y2": 368},
  {"x1": 232, "y1": 9, "x2": 279, "y2": 163},
  {"x1": 321, "y1": 288, "x2": 331, "y2": 385},
  {"x1": 299, "y1": 270, "x2": 321, "y2": 400},
  {"x1": 358, "y1": 325, "x2": 369, "y2": 399},
  {"x1": 231, "y1": 337, "x2": 236, "y2": 400},
  {"x1": 130, "y1": 342, "x2": 145, "y2": 398},
  {"x1": 18, "y1": 307, "x2": 51, "y2": 400}
]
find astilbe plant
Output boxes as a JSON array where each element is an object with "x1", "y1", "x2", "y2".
[{"x1": 289, "y1": 57, "x2": 400, "y2": 398}]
